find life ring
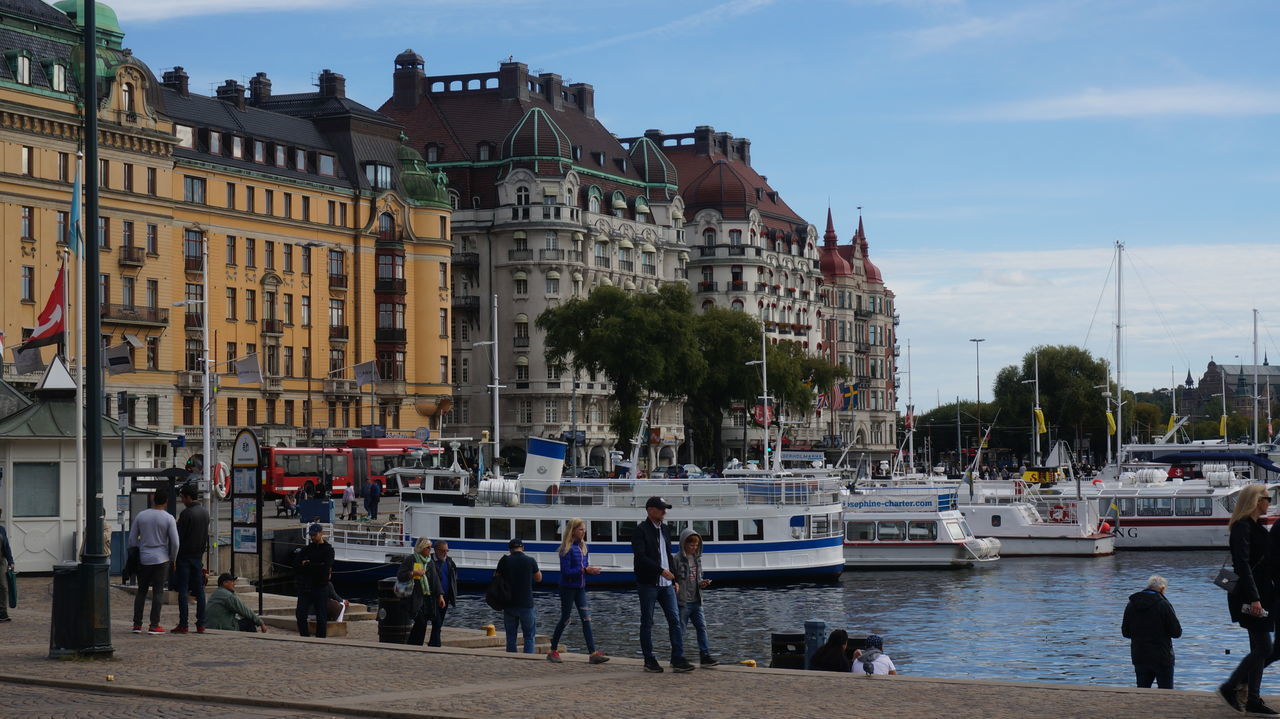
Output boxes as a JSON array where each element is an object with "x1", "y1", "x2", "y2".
[
  {"x1": 1048, "y1": 505, "x2": 1068, "y2": 522},
  {"x1": 1091, "y1": 479, "x2": 1103, "y2": 487},
  {"x1": 548, "y1": 483, "x2": 559, "y2": 500},
  {"x1": 213, "y1": 461, "x2": 230, "y2": 500}
]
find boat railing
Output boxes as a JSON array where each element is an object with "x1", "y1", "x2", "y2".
[
  {"x1": 476, "y1": 477, "x2": 845, "y2": 509},
  {"x1": 326, "y1": 521, "x2": 406, "y2": 548}
]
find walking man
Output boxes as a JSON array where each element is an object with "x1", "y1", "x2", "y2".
[
  {"x1": 294, "y1": 523, "x2": 335, "y2": 637},
  {"x1": 632, "y1": 496, "x2": 694, "y2": 673},
  {"x1": 1121, "y1": 574, "x2": 1182, "y2": 689},
  {"x1": 0, "y1": 507, "x2": 13, "y2": 622},
  {"x1": 341, "y1": 483, "x2": 356, "y2": 521},
  {"x1": 429, "y1": 540, "x2": 458, "y2": 647},
  {"x1": 495, "y1": 537, "x2": 541, "y2": 653},
  {"x1": 364, "y1": 479, "x2": 382, "y2": 521},
  {"x1": 131, "y1": 490, "x2": 179, "y2": 635},
  {"x1": 172, "y1": 484, "x2": 209, "y2": 634}
]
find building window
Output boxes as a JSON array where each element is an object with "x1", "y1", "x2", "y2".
[
  {"x1": 439, "y1": 308, "x2": 448, "y2": 337},
  {"x1": 50, "y1": 63, "x2": 66, "y2": 92},
  {"x1": 318, "y1": 154, "x2": 335, "y2": 176},
  {"x1": 515, "y1": 186, "x2": 530, "y2": 205},
  {"x1": 245, "y1": 289, "x2": 257, "y2": 321},
  {"x1": 15, "y1": 55, "x2": 32, "y2": 84},
  {"x1": 147, "y1": 167, "x2": 157, "y2": 195},
  {"x1": 245, "y1": 237, "x2": 256, "y2": 267},
  {"x1": 302, "y1": 246, "x2": 312, "y2": 274},
  {"x1": 122, "y1": 221, "x2": 134, "y2": 247},
  {"x1": 426, "y1": 145, "x2": 439, "y2": 162},
  {"x1": 175, "y1": 125, "x2": 194, "y2": 149},
  {"x1": 183, "y1": 176, "x2": 206, "y2": 204},
  {"x1": 183, "y1": 230, "x2": 202, "y2": 268},
  {"x1": 284, "y1": 346, "x2": 294, "y2": 376},
  {"x1": 275, "y1": 145, "x2": 286, "y2": 167},
  {"x1": 546, "y1": 275, "x2": 559, "y2": 295},
  {"x1": 226, "y1": 235, "x2": 237, "y2": 265},
  {"x1": 329, "y1": 298, "x2": 345, "y2": 328},
  {"x1": 57, "y1": 152, "x2": 69, "y2": 182},
  {"x1": 121, "y1": 82, "x2": 135, "y2": 113},
  {"x1": 146, "y1": 337, "x2": 159, "y2": 369},
  {"x1": 283, "y1": 294, "x2": 294, "y2": 324},
  {"x1": 246, "y1": 398, "x2": 258, "y2": 425},
  {"x1": 185, "y1": 339, "x2": 202, "y2": 372},
  {"x1": 440, "y1": 356, "x2": 448, "y2": 383},
  {"x1": 378, "y1": 212, "x2": 396, "y2": 242},
  {"x1": 283, "y1": 244, "x2": 293, "y2": 272},
  {"x1": 328, "y1": 249, "x2": 345, "y2": 276},
  {"x1": 513, "y1": 274, "x2": 527, "y2": 295},
  {"x1": 264, "y1": 189, "x2": 274, "y2": 215},
  {"x1": 545, "y1": 400, "x2": 558, "y2": 423},
  {"x1": 97, "y1": 217, "x2": 110, "y2": 247},
  {"x1": 20, "y1": 266, "x2": 33, "y2": 301},
  {"x1": 365, "y1": 163, "x2": 392, "y2": 189},
  {"x1": 253, "y1": 140, "x2": 265, "y2": 163},
  {"x1": 13, "y1": 462, "x2": 58, "y2": 517},
  {"x1": 226, "y1": 398, "x2": 237, "y2": 427},
  {"x1": 20, "y1": 146, "x2": 33, "y2": 176},
  {"x1": 301, "y1": 196, "x2": 310, "y2": 222},
  {"x1": 283, "y1": 192, "x2": 292, "y2": 218},
  {"x1": 55, "y1": 211, "x2": 68, "y2": 244},
  {"x1": 20, "y1": 206, "x2": 34, "y2": 239},
  {"x1": 264, "y1": 240, "x2": 275, "y2": 269},
  {"x1": 518, "y1": 399, "x2": 532, "y2": 424},
  {"x1": 294, "y1": 148, "x2": 306, "y2": 171},
  {"x1": 226, "y1": 288, "x2": 237, "y2": 320},
  {"x1": 439, "y1": 262, "x2": 448, "y2": 288},
  {"x1": 477, "y1": 144, "x2": 491, "y2": 161},
  {"x1": 301, "y1": 295, "x2": 311, "y2": 326},
  {"x1": 245, "y1": 186, "x2": 255, "y2": 213},
  {"x1": 123, "y1": 163, "x2": 134, "y2": 192},
  {"x1": 122, "y1": 276, "x2": 135, "y2": 306},
  {"x1": 146, "y1": 279, "x2": 158, "y2": 308}
]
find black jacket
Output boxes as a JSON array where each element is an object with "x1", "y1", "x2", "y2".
[
  {"x1": 433, "y1": 555, "x2": 458, "y2": 607},
  {"x1": 1121, "y1": 589, "x2": 1182, "y2": 665},
  {"x1": 631, "y1": 519, "x2": 675, "y2": 586},
  {"x1": 294, "y1": 540, "x2": 335, "y2": 592},
  {"x1": 396, "y1": 554, "x2": 440, "y2": 619},
  {"x1": 1229, "y1": 517, "x2": 1274, "y2": 625},
  {"x1": 176, "y1": 502, "x2": 209, "y2": 558}
]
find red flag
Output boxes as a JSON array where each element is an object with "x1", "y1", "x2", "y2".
[
  {"x1": 905, "y1": 405, "x2": 914, "y2": 430},
  {"x1": 23, "y1": 265, "x2": 65, "y2": 349}
]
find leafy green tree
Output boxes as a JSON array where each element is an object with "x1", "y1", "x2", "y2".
[
  {"x1": 684, "y1": 308, "x2": 763, "y2": 467},
  {"x1": 990, "y1": 345, "x2": 1113, "y2": 460},
  {"x1": 537, "y1": 284, "x2": 706, "y2": 452}
]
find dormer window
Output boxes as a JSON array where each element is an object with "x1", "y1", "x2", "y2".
[
  {"x1": 15, "y1": 55, "x2": 29, "y2": 85},
  {"x1": 50, "y1": 64, "x2": 66, "y2": 92},
  {"x1": 477, "y1": 143, "x2": 492, "y2": 161},
  {"x1": 275, "y1": 145, "x2": 286, "y2": 167},
  {"x1": 515, "y1": 186, "x2": 530, "y2": 206},
  {"x1": 253, "y1": 140, "x2": 266, "y2": 163},
  {"x1": 208, "y1": 131, "x2": 221, "y2": 155},
  {"x1": 230, "y1": 136, "x2": 244, "y2": 159},
  {"x1": 572, "y1": 145, "x2": 582, "y2": 161},
  {"x1": 365, "y1": 163, "x2": 392, "y2": 190},
  {"x1": 425, "y1": 144, "x2": 439, "y2": 163},
  {"x1": 318, "y1": 154, "x2": 335, "y2": 176},
  {"x1": 175, "y1": 124, "x2": 195, "y2": 149},
  {"x1": 294, "y1": 149, "x2": 306, "y2": 171},
  {"x1": 121, "y1": 82, "x2": 135, "y2": 113}
]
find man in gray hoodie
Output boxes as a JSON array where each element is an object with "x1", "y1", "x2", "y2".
[{"x1": 674, "y1": 528, "x2": 718, "y2": 666}]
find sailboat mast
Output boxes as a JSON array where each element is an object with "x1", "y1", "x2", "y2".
[
  {"x1": 1114, "y1": 241, "x2": 1124, "y2": 464},
  {"x1": 1254, "y1": 308, "x2": 1260, "y2": 445},
  {"x1": 907, "y1": 339, "x2": 914, "y2": 473}
]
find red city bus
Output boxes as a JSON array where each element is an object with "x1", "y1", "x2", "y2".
[{"x1": 263, "y1": 438, "x2": 442, "y2": 497}]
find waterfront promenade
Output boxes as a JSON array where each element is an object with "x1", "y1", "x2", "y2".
[{"x1": 0, "y1": 577, "x2": 1244, "y2": 719}]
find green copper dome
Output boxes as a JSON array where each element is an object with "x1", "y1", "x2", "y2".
[
  {"x1": 53, "y1": 0, "x2": 123, "y2": 35},
  {"x1": 398, "y1": 143, "x2": 450, "y2": 208}
]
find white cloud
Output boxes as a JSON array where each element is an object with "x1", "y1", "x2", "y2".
[
  {"x1": 100, "y1": 0, "x2": 353, "y2": 22},
  {"x1": 879, "y1": 243, "x2": 1280, "y2": 412},
  {"x1": 897, "y1": 4, "x2": 1068, "y2": 55},
  {"x1": 960, "y1": 85, "x2": 1280, "y2": 121},
  {"x1": 539, "y1": 0, "x2": 776, "y2": 59}
]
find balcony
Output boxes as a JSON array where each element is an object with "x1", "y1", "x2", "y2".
[
  {"x1": 375, "y1": 277, "x2": 406, "y2": 293},
  {"x1": 184, "y1": 256, "x2": 203, "y2": 273},
  {"x1": 510, "y1": 206, "x2": 531, "y2": 221},
  {"x1": 618, "y1": 260, "x2": 634, "y2": 272},
  {"x1": 697, "y1": 246, "x2": 717, "y2": 257},
  {"x1": 452, "y1": 252, "x2": 479, "y2": 268},
  {"x1": 375, "y1": 380, "x2": 408, "y2": 396},
  {"x1": 452, "y1": 295, "x2": 480, "y2": 312},
  {"x1": 594, "y1": 257, "x2": 611, "y2": 269},
  {"x1": 854, "y1": 308, "x2": 871, "y2": 319},
  {"x1": 697, "y1": 281, "x2": 718, "y2": 293},
  {"x1": 376, "y1": 327, "x2": 407, "y2": 343},
  {"x1": 262, "y1": 377, "x2": 283, "y2": 394},
  {"x1": 567, "y1": 250, "x2": 584, "y2": 263},
  {"x1": 119, "y1": 245, "x2": 145, "y2": 267},
  {"x1": 100, "y1": 304, "x2": 168, "y2": 327},
  {"x1": 854, "y1": 341, "x2": 870, "y2": 354},
  {"x1": 261, "y1": 318, "x2": 284, "y2": 335},
  {"x1": 329, "y1": 325, "x2": 349, "y2": 341},
  {"x1": 776, "y1": 325, "x2": 792, "y2": 335},
  {"x1": 184, "y1": 312, "x2": 202, "y2": 329},
  {"x1": 728, "y1": 245, "x2": 747, "y2": 256},
  {"x1": 329, "y1": 274, "x2": 348, "y2": 290},
  {"x1": 323, "y1": 378, "x2": 357, "y2": 395},
  {"x1": 642, "y1": 264, "x2": 656, "y2": 276},
  {"x1": 539, "y1": 249, "x2": 564, "y2": 261},
  {"x1": 512, "y1": 336, "x2": 530, "y2": 348},
  {"x1": 177, "y1": 371, "x2": 202, "y2": 391},
  {"x1": 508, "y1": 249, "x2": 532, "y2": 261},
  {"x1": 730, "y1": 280, "x2": 747, "y2": 291}
]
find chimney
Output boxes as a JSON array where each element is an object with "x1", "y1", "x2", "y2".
[
  {"x1": 498, "y1": 61, "x2": 529, "y2": 101},
  {"x1": 161, "y1": 66, "x2": 188, "y2": 96},
  {"x1": 539, "y1": 72, "x2": 563, "y2": 110},
  {"x1": 693, "y1": 125, "x2": 715, "y2": 157},
  {"x1": 392, "y1": 49, "x2": 425, "y2": 109},
  {"x1": 215, "y1": 79, "x2": 245, "y2": 110},
  {"x1": 567, "y1": 82, "x2": 592, "y2": 118},
  {"x1": 248, "y1": 72, "x2": 271, "y2": 105},
  {"x1": 644, "y1": 129, "x2": 664, "y2": 143},
  {"x1": 736, "y1": 138, "x2": 751, "y2": 166},
  {"x1": 318, "y1": 69, "x2": 346, "y2": 98}
]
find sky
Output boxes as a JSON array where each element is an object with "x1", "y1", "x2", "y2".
[{"x1": 91, "y1": 0, "x2": 1280, "y2": 412}]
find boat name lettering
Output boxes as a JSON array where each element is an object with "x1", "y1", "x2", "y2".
[{"x1": 847, "y1": 499, "x2": 937, "y2": 510}]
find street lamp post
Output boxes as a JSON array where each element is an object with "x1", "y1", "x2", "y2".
[{"x1": 172, "y1": 232, "x2": 216, "y2": 574}]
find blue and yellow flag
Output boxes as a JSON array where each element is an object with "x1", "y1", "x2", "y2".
[
  {"x1": 1220, "y1": 414, "x2": 1228, "y2": 438},
  {"x1": 1034, "y1": 408, "x2": 1046, "y2": 434},
  {"x1": 1106, "y1": 411, "x2": 1116, "y2": 436}
]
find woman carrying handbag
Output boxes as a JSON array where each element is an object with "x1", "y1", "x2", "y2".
[{"x1": 1220, "y1": 484, "x2": 1277, "y2": 715}]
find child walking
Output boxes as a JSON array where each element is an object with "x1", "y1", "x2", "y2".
[
  {"x1": 547, "y1": 517, "x2": 609, "y2": 664},
  {"x1": 675, "y1": 528, "x2": 718, "y2": 666}
]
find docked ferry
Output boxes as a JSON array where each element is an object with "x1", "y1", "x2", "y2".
[
  {"x1": 959, "y1": 480, "x2": 1115, "y2": 557},
  {"x1": 842, "y1": 484, "x2": 1000, "y2": 568},
  {"x1": 325, "y1": 439, "x2": 846, "y2": 585}
]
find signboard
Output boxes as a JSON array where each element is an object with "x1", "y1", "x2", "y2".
[
  {"x1": 415, "y1": 426, "x2": 431, "y2": 442},
  {"x1": 751, "y1": 403, "x2": 775, "y2": 427},
  {"x1": 361, "y1": 424, "x2": 387, "y2": 438},
  {"x1": 781, "y1": 450, "x2": 826, "y2": 464},
  {"x1": 230, "y1": 429, "x2": 263, "y2": 557},
  {"x1": 232, "y1": 526, "x2": 258, "y2": 553}
]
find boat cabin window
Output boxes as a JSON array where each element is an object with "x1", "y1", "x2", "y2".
[
  {"x1": 464, "y1": 517, "x2": 485, "y2": 539},
  {"x1": 490, "y1": 518, "x2": 512, "y2": 540},
  {"x1": 1136, "y1": 497, "x2": 1173, "y2": 517},
  {"x1": 877, "y1": 521, "x2": 906, "y2": 541},
  {"x1": 591, "y1": 521, "x2": 613, "y2": 543},
  {"x1": 439, "y1": 516, "x2": 460, "y2": 538},
  {"x1": 691, "y1": 520, "x2": 713, "y2": 539},
  {"x1": 812, "y1": 513, "x2": 836, "y2": 538},
  {"x1": 846, "y1": 521, "x2": 875, "y2": 541},
  {"x1": 515, "y1": 518, "x2": 536, "y2": 540},
  {"x1": 718, "y1": 520, "x2": 739, "y2": 541},
  {"x1": 742, "y1": 519, "x2": 764, "y2": 541},
  {"x1": 1222, "y1": 494, "x2": 1238, "y2": 514},
  {"x1": 434, "y1": 474, "x2": 462, "y2": 492},
  {"x1": 943, "y1": 520, "x2": 966, "y2": 541},
  {"x1": 1174, "y1": 497, "x2": 1214, "y2": 516},
  {"x1": 617, "y1": 520, "x2": 637, "y2": 542},
  {"x1": 990, "y1": 515, "x2": 1002, "y2": 527},
  {"x1": 909, "y1": 521, "x2": 938, "y2": 541},
  {"x1": 1099, "y1": 497, "x2": 1137, "y2": 517},
  {"x1": 539, "y1": 519, "x2": 561, "y2": 542}
]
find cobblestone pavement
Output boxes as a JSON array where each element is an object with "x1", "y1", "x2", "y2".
[{"x1": 0, "y1": 577, "x2": 1246, "y2": 719}]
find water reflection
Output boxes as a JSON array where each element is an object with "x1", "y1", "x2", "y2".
[{"x1": 346, "y1": 550, "x2": 1257, "y2": 690}]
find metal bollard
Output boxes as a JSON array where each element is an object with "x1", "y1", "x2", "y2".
[{"x1": 803, "y1": 619, "x2": 827, "y2": 670}]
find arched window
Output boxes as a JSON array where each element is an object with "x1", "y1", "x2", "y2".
[
  {"x1": 515, "y1": 186, "x2": 530, "y2": 206},
  {"x1": 702, "y1": 228, "x2": 716, "y2": 246},
  {"x1": 122, "y1": 82, "x2": 135, "y2": 113},
  {"x1": 731, "y1": 299, "x2": 744, "y2": 312},
  {"x1": 378, "y1": 212, "x2": 396, "y2": 242}
]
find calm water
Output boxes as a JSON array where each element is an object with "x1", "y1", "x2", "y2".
[{"x1": 347, "y1": 551, "x2": 1266, "y2": 690}]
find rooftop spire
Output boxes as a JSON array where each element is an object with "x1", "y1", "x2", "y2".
[{"x1": 823, "y1": 207, "x2": 837, "y2": 245}]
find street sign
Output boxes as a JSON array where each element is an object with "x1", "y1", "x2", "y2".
[
  {"x1": 415, "y1": 426, "x2": 431, "y2": 442},
  {"x1": 361, "y1": 424, "x2": 386, "y2": 438},
  {"x1": 230, "y1": 429, "x2": 262, "y2": 559}
]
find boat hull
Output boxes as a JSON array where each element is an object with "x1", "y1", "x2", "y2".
[{"x1": 842, "y1": 541, "x2": 997, "y2": 568}]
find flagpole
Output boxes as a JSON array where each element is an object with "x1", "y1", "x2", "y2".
[
  {"x1": 73, "y1": 151, "x2": 86, "y2": 554},
  {"x1": 202, "y1": 233, "x2": 217, "y2": 574}
]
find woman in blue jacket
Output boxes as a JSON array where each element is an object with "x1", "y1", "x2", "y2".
[{"x1": 547, "y1": 518, "x2": 608, "y2": 664}]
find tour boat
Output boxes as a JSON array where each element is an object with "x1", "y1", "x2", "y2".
[
  {"x1": 325, "y1": 438, "x2": 847, "y2": 585},
  {"x1": 841, "y1": 484, "x2": 1000, "y2": 568},
  {"x1": 958, "y1": 480, "x2": 1115, "y2": 557}
]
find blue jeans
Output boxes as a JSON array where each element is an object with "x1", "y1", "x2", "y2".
[
  {"x1": 680, "y1": 601, "x2": 710, "y2": 655},
  {"x1": 173, "y1": 555, "x2": 206, "y2": 628},
  {"x1": 550, "y1": 586, "x2": 595, "y2": 653},
  {"x1": 638, "y1": 584, "x2": 684, "y2": 662},
  {"x1": 503, "y1": 607, "x2": 536, "y2": 653}
]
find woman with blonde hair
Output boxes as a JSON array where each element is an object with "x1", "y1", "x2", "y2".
[
  {"x1": 1219, "y1": 484, "x2": 1276, "y2": 714},
  {"x1": 547, "y1": 518, "x2": 608, "y2": 664}
]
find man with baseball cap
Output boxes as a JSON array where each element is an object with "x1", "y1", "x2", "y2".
[
  {"x1": 495, "y1": 537, "x2": 542, "y2": 653},
  {"x1": 632, "y1": 496, "x2": 694, "y2": 673},
  {"x1": 294, "y1": 523, "x2": 334, "y2": 637},
  {"x1": 205, "y1": 573, "x2": 267, "y2": 632}
]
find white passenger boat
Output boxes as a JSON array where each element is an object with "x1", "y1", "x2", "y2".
[
  {"x1": 841, "y1": 484, "x2": 1000, "y2": 568},
  {"x1": 325, "y1": 438, "x2": 847, "y2": 585},
  {"x1": 958, "y1": 481, "x2": 1115, "y2": 557}
]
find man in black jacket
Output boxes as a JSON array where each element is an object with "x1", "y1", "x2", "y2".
[
  {"x1": 631, "y1": 496, "x2": 693, "y2": 673},
  {"x1": 295, "y1": 524, "x2": 336, "y2": 637},
  {"x1": 429, "y1": 540, "x2": 459, "y2": 647},
  {"x1": 172, "y1": 484, "x2": 209, "y2": 633},
  {"x1": 1121, "y1": 574, "x2": 1182, "y2": 689}
]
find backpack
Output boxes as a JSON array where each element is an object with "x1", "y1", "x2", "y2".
[{"x1": 484, "y1": 573, "x2": 511, "y2": 611}]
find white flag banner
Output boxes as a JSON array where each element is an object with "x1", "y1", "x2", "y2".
[
  {"x1": 235, "y1": 354, "x2": 262, "y2": 384},
  {"x1": 354, "y1": 360, "x2": 380, "y2": 387},
  {"x1": 104, "y1": 343, "x2": 134, "y2": 375},
  {"x1": 12, "y1": 345, "x2": 44, "y2": 375}
]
